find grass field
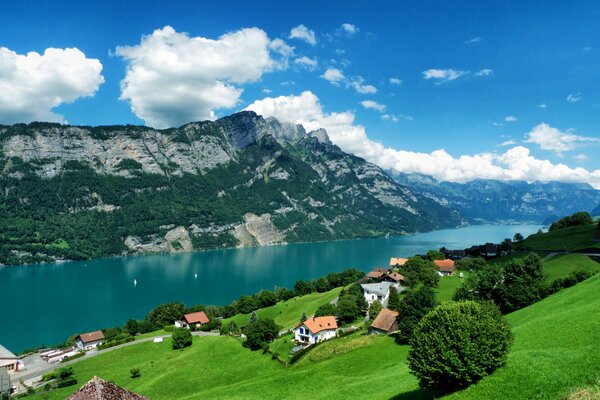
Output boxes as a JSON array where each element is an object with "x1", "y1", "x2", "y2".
[
  {"x1": 221, "y1": 287, "x2": 342, "y2": 330},
  {"x1": 435, "y1": 272, "x2": 469, "y2": 302},
  {"x1": 543, "y1": 253, "x2": 600, "y2": 281},
  {"x1": 517, "y1": 224, "x2": 599, "y2": 251}
]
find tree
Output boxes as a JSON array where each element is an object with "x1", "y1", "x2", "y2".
[
  {"x1": 256, "y1": 290, "x2": 277, "y2": 307},
  {"x1": 549, "y1": 211, "x2": 593, "y2": 231},
  {"x1": 315, "y1": 303, "x2": 337, "y2": 317},
  {"x1": 453, "y1": 264, "x2": 504, "y2": 303},
  {"x1": 368, "y1": 300, "x2": 383, "y2": 320},
  {"x1": 426, "y1": 250, "x2": 445, "y2": 261},
  {"x1": 396, "y1": 286, "x2": 436, "y2": 344},
  {"x1": 408, "y1": 301, "x2": 512, "y2": 390},
  {"x1": 243, "y1": 319, "x2": 280, "y2": 350},
  {"x1": 387, "y1": 287, "x2": 400, "y2": 311},
  {"x1": 145, "y1": 302, "x2": 185, "y2": 329},
  {"x1": 130, "y1": 368, "x2": 141, "y2": 378},
  {"x1": 399, "y1": 256, "x2": 440, "y2": 288},
  {"x1": 456, "y1": 257, "x2": 486, "y2": 272},
  {"x1": 249, "y1": 310, "x2": 258, "y2": 324},
  {"x1": 275, "y1": 287, "x2": 295, "y2": 302},
  {"x1": 172, "y1": 328, "x2": 193, "y2": 350},
  {"x1": 495, "y1": 253, "x2": 545, "y2": 313},
  {"x1": 300, "y1": 312, "x2": 307, "y2": 323},
  {"x1": 513, "y1": 232, "x2": 524, "y2": 242},
  {"x1": 294, "y1": 280, "x2": 314, "y2": 296},
  {"x1": 336, "y1": 298, "x2": 363, "y2": 324},
  {"x1": 124, "y1": 319, "x2": 140, "y2": 336}
]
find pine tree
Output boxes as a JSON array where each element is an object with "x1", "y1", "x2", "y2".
[
  {"x1": 249, "y1": 310, "x2": 258, "y2": 324},
  {"x1": 300, "y1": 312, "x2": 307, "y2": 322},
  {"x1": 387, "y1": 287, "x2": 400, "y2": 311}
]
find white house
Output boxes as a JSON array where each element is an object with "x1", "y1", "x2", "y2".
[
  {"x1": 0, "y1": 344, "x2": 18, "y2": 376},
  {"x1": 293, "y1": 316, "x2": 338, "y2": 345},
  {"x1": 76, "y1": 331, "x2": 105, "y2": 351},
  {"x1": 175, "y1": 311, "x2": 209, "y2": 329},
  {"x1": 360, "y1": 282, "x2": 392, "y2": 306}
]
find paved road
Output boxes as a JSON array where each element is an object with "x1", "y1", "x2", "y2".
[{"x1": 11, "y1": 331, "x2": 218, "y2": 392}]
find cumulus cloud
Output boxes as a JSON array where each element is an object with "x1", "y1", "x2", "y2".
[
  {"x1": 360, "y1": 100, "x2": 386, "y2": 112},
  {"x1": 573, "y1": 154, "x2": 588, "y2": 162},
  {"x1": 537, "y1": 103, "x2": 548, "y2": 109},
  {"x1": 320, "y1": 68, "x2": 345, "y2": 85},
  {"x1": 504, "y1": 115, "x2": 517, "y2": 122},
  {"x1": 245, "y1": 91, "x2": 600, "y2": 189},
  {"x1": 349, "y1": 77, "x2": 377, "y2": 94},
  {"x1": 389, "y1": 77, "x2": 402, "y2": 85},
  {"x1": 382, "y1": 114, "x2": 413, "y2": 123},
  {"x1": 466, "y1": 37, "x2": 482, "y2": 44},
  {"x1": 339, "y1": 23, "x2": 358, "y2": 35},
  {"x1": 289, "y1": 24, "x2": 317, "y2": 45},
  {"x1": 566, "y1": 93, "x2": 581, "y2": 103},
  {"x1": 0, "y1": 46, "x2": 104, "y2": 124},
  {"x1": 116, "y1": 26, "x2": 286, "y2": 128},
  {"x1": 423, "y1": 68, "x2": 468, "y2": 82},
  {"x1": 294, "y1": 56, "x2": 317, "y2": 70},
  {"x1": 525, "y1": 123, "x2": 599, "y2": 154},
  {"x1": 498, "y1": 140, "x2": 517, "y2": 147},
  {"x1": 475, "y1": 68, "x2": 493, "y2": 77}
]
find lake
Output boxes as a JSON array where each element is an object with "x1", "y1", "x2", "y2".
[{"x1": 0, "y1": 224, "x2": 541, "y2": 352}]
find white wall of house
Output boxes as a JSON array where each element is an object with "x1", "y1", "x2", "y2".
[
  {"x1": 363, "y1": 290, "x2": 389, "y2": 306},
  {"x1": 76, "y1": 339, "x2": 102, "y2": 351},
  {"x1": 293, "y1": 326, "x2": 337, "y2": 345}
]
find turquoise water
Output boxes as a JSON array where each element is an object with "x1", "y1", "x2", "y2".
[{"x1": 0, "y1": 224, "x2": 540, "y2": 352}]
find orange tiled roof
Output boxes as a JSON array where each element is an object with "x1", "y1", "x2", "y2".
[
  {"x1": 184, "y1": 311, "x2": 209, "y2": 324},
  {"x1": 79, "y1": 330, "x2": 104, "y2": 344},
  {"x1": 370, "y1": 308, "x2": 399, "y2": 332},
  {"x1": 390, "y1": 257, "x2": 408, "y2": 266},
  {"x1": 386, "y1": 271, "x2": 405, "y2": 282},
  {"x1": 367, "y1": 270, "x2": 386, "y2": 279},
  {"x1": 434, "y1": 259, "x2": 456, "y2": 272},
  {"x1": 296, "y1": 316, "x2": 338, "y2": 334}
]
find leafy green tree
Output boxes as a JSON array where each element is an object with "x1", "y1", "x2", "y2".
[
  {"x1": 368, "y1": 300, "x2": 383, "y2": 320},
  {"x1": 172, "y1": 328, "x2": 193, "y2": 350},
  {"x1": 256, "y1": 290, "x2": 277, "y2": 307},
  {"x1": 549, "y1": 211, "x2": 593, "y2": 231},
  {"x1": 314, "y1": 303, "x2": 337, "y2": 317},
  {"x1": 399, "y1": 256, "x2": 440, "y2": 288},
  {"x1": 145, "y1": 302, "x2": 185, "y2": 329},
  {"x1": 336, "y1": 298, "x2": 362, "y2": 324},
  {"x1": 396, "y1": 286, "x2": 437, "y2": 344},
  {"x1": 426, "y1": 250, "x2": 445, "y2": 261},
  {"x1": 300, "y1": 312, "x2": 307, "y2": 322},
  {"x1": 496, "y1": 253, "x2": 545, "y2": 313},
  {"x1": 124, "y1": 319, "x2": 140, "y2": 336},
  {"x1": 456, "y1": 256, "x2": 486, "y2": 271},
  {"x1": 408, "y1": 301, "x2": 512, "y2": 390},
  {"x1": 513, "y1": 232, "x2": 524, "y2": 242},
  {"x1": 249, "y1": 310, "x2": 258, "y2": 324},
  {"x1": 243, "y1": 319, "x2": 280, "y2": 350},
  {"x1": 294, "y1": 280, "x2": 314, "y2": 296},
  {"x1": 275, "y1": 287, "x2": 295, "y2": 301},
  {"x1": 453, "y1": 264, "x2": 504, "y2": 303},
  {"x1": 387, "y1": 286, "x2": 401, "y2": 311}
]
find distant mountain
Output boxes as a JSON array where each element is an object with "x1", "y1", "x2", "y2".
[
  {"x1": 390, "y1": 172, "x2": 600, "y2": 224},
  {"x1": 593, "y1": 204, "x2": 600, "y2": 217},
  {"x1": 0, "y1": 112, "x2": 462, "y2": 265}
]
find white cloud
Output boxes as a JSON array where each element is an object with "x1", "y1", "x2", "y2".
[
  {"x1": 262, "y1": 88, "x2": 272, "y2": 94},
  {"x1": 573, "y1": 154, "x2": 588, "y2": 162},
  {"x1": 340, "y1": 23, "x2": 359, "y2": 35},
  {"x1": 289, "y1": 24, "x2": 317, "y2": 45},
  {"x1": 566, "y1": 93, "x2": 581, "y2": 103},
  {"x1": 0, "y1": 46, "x2": 104, "y2": 124},
  {"x1": 382, "y1": 114, "x2": 413, "y2": 123},
  {"x1": 360, "y1": 100, "x2": 386, "y2": 112},
  {"x1": 389, "y1": 77, "x2": 402, "y2": 85},
  {"x1": 294, "y1": 56, "x2": 317, "y2": 70},
  {"x1": 466, "y1": 37, "x2": 481, "y2": 44},
  {"x1": 475, "y1": 69, "x2": 493, "y2": 77},
  {"x1": 504, "y1": 115, "x2": 517, "y2": 122},
  {"x1": 116, "y1": 26, "x2": 285, "y2": 128},
  {"x1": 499, "y1": 140, "x2": 517, "y2": 147},
  {"x1": 525, "y1": 123, "x2": 599, "y2": 154},
  {"x1": 423, "y1": 68, "x2": 468, "y2": 82},
  {"x1": 537, "y1": 103, "x2": 548, "y2": 109},
  {"x1": 335, "y1": 49, "x2": 346, "y2": 55},
  {"x1": 245, "y1": 91, "x2": 600, "y2": 189},
  {"x1": 320, "y1": 68, "x2": 345, "y2": 85},
  {"x1": 349, "y1": 77, "x2": 377, "y2": 94}
]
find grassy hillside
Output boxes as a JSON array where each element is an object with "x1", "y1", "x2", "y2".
[
  {"x1": 221, "y1": 287, "x2": 342, "y2": 330},
  {"x1": 543, "y1": 253, "x2": 600, "y2": 281},
  {"x1": 516, "y1": 224, "x2": 599, "y2": 251}
]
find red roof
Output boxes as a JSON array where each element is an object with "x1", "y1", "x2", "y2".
[
  {"x1": 78, "y1": 330, "x2": 105, "y2": 344},
  {"x1": 434, "y1": 259, "x2": 456, "y2": 272},
  {"x1": 295, "y1": 316, "x2": 338, "y2": 334},
  {"x1": 184, "y1": 311, "x2": 209, "y2": 324},
  {"x1": 370, "y1": 308, "x2": 399, "y2": 332},
  {"x1": 386, "y1": 271, "x2": 405, "y2": 282},
  {"x1": 367, "y1": 270, "x2": 386, "y2": 279}
]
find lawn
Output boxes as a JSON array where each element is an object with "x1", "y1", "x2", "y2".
[
  {"x1": 516, "y1": 224, "x2": 599, "y2": 251},
  {"x1": 435, "y1": 271, "x2": 469, "y2": 302},
  {"x1": 221, "y1": 287, "x2": 342, "y2": 330},
  {"x1": 542, "y1": 253, "x2": 600, "y2": 281},
  {"x1": 269, "y1": 333, "x2": 294, "y2": 362}
]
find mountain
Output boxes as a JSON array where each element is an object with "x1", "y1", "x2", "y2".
[
  {"x1": 0, "y1": 112, "x2": 462, "y2": 265},
  {"x1": 593, "y1": 204, "x2": 600, "y2": 217},
  {"x1": 391, "y1": 172, "x2": 600, "y2": 224}
]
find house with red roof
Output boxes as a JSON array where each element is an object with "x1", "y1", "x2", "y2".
[
  {"x1": 76, "y1": 331, "x2": 105, "y2": 351},
  {"x1": 434, "y1": 259, "x2": 456, "y2": 276},
  {"x1": 175, "y1": 311, "x2": 210, "y2": 329},
  {"x1": 369, "y1": 308, "x2": 399, "y2": 335},
  {"x1": 293, "y1": 316, "x2": 338, "y2": 345}
]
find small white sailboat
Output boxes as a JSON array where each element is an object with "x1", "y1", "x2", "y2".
[
  {"x1": 133, "y1": 279, "x2": 138, "y2": 286},
  {"x1": 194, "y1": 273, "x2": 198, "y2": 279}
]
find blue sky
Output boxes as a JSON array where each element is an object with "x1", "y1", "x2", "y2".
[{"x1": 1, "y1": 0, "x2": 599, "y2": 186}]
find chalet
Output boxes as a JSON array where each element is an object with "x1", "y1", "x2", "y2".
[
  {"x1": 67, "y1": 376, "x2": 148, "y2": 400},
  {"x1": 293, "y1": 316, "x2": 338, "y2": 345},
  {"x1": 369, "y1": 308, "x2": 399, "y2": 335},
  {"x1": 366, "y1": 268, "x2": 388, "y2": 280},
  {"x1": 361, "y1": 282, "x2": 392, "y2": 306},
  {"x1": 382, "y1": 271, "x2": 405, "y2": 288},
  {"x1": 76, "y1": 331, "x2": 104, "y2": 351},
  {"x1": 0, "y1": 344, "x2": 18, "y2": 373},
  {"x1": 175, "y1": 311, "x2": 210, "y2": 329},
  {"x1": 434, "y1": 259, "x2": 456, "y2": 276},
  {"x1": 390, "y1": 257, "x2": 408, "y2": 268}
]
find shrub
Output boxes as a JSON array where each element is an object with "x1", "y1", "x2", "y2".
[
  {"x1": 395, "y1": 286, "x2": 436, "y2": 344},
  {"x1": 243, "y1": 319, "x2": 280, "y2": 351},
  {"x1": 408, "y1": 301, "x2": 512, "y2": 390},
  {"x1": 56, "y1": 376, "x2": 78, "y2": 388},
  {"x1": 172, "y1": 328, "x2": 193, "y2": 350},
  {"x1": 164, "y1": 325, "x2": 175, "y2": 332},
  {"x1": 58, "y1": 366, "x2": 74, "y2": 380},
  {"x1": 314, "y1": 303, "x2": 337, "y2": 317},
  {"x1": 41, "y1": 371, "x2": 57, "y2": 382},
  {"x1": 130, "y1": 368, "x2": 141, "y2": 378}
]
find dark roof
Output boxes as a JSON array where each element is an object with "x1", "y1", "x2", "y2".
[
  {"x1": 67, "y1": 376, "x2": 148, "y2": 400},
  {"x1": 385, "y1": 272, "x2": 405, "y2": 282},
  {"x1": 370, "y1": 309, "x2": 399, "y2": 332},
  {"x1": 78, "y1": 331, "x2": 104, "y2": 344}
]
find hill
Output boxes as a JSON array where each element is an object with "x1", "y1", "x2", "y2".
[
  {"x1": 0, "y1": 113, "x2": 462, "y2": 265},
  {"x1": 516, "y1": 224, "x2": 600, "y2": 252}
]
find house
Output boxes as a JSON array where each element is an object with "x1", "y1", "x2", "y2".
[
  {"x1": 444, "y1": 249, "x2": 466, "y2": 260},
  {"x1": 390, "y1": 257, "x2": 408, "y2": 268},
  {"x1": 0, "y1": 344, "x2": 18, "y2": 373},
  {"x1": 76, "y1": 331, "x2": 105, "y2": 351},
  {"x1": 369, "y1": 308, "x2": 399, "y2": 335},
  {"x1": 383, "y1": 271, "x2": 405, "y2": 288},
  {"x1": 175, "y1": 311, "x2": 209, "y2": 329},
  {"x1": 361, "y1": 282, "x2": 392, "y2": 306},
  {"x1": 434, "y1": 259, "x2": 456, "y2": 276},
  {"x1": 366, "y1": 268, "x2": 387, "y2": 280},
  {"x1": 67, "y1": 376, "x2": 148, "y2": 400},
  {"x1": 293, "y1": 316, "x2": 338, "y2": 345},
  {"x1": 484, "y1": 244, "x2": 499, "y2": 257}
]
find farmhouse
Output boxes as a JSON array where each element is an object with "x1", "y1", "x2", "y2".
[
  {"x1": 76, "y1": 331, "x2": 105, "y2": 351},
  {"x1": 0, "y1": 344, "x2": 19, "y2": 373},
  {"x1": 175, "y1": 311, "x2": 209, "y2": 329},
  {"x1": 366, "y1": 268, "x2": 388, "y2": 280},
  {"x1": 67, "y1": 376, "x2": 148, "y2": 400},
  {"x1": 382, "y1": 271, "x2": 405, "y2": 287},
  {"x1": 369, "y1": 308, "x2": 399, "y2": 335},
  {"x1": 361, "y1": 282, "x2": 392, "y2": 306},
  {"x1": 434, "y1": 259, "x2": 456, "y2": 276},
  {"x1": 389, "y1": 257, "x2": 408, "y2": 267},
  {"x1": 293, "y1": 316, "x2": 338, "y2": 345}
]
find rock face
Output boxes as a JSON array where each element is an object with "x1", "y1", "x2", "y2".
[{"x1": 0, "y1": 112, "x2": 464, "y2": 265}]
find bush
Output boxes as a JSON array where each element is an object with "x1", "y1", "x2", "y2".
[
  {"x1": 408, "y1": 301, "x2": 512, "y2": 390},
  {"x1": 164, "y1": 325, "x2": 175, "y2": 332},
  {"x1": 97, "y1": 336, "x2": 134, "y2": 350},
  {"x1": 56, "y1": 376, "x2": 78, "y2": 388},
  {"x1": 61, "y1": 351, "x2": 86, "y2": 362},
  {"x1": 58, "y1": 366, "x2": 74, "y2": 380},
  {"x1": 243, "y1": 319, "x2": 280, "y2": 351},
  {"x1": 549, "y1": 212, "x2": 593, "y2": 231},
  {"x1": 130, "y1": 368, "x2": 141, "y2": 378},
  {"x1": 41, "y1": 371, "x2": 57, "y2": 382},
  {"x1": 314, "y1": 303, "x2": 337, "y2": 317},
  {"x1": 395, "y1": 286, "x2": 436, "y2": 344},
  {"x1": 172, "y1": 328, "x2": 193, "y2": 350}
]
